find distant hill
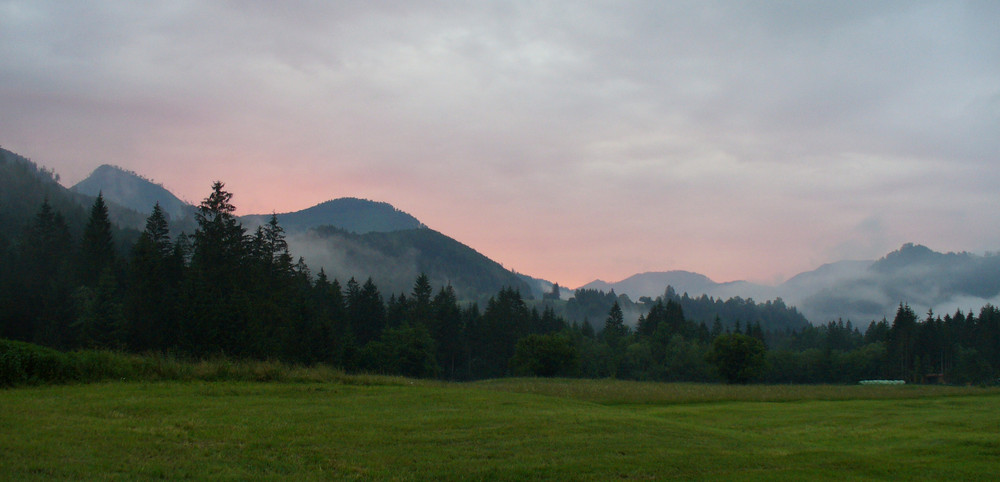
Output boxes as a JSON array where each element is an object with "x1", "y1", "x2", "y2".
[
  {"x1": 579, "y1": 271, "x2": 718, "y2": 299},
  {"x1": 70, "y1": 167, "x2": 424, "y2": 237},
  {"x1": 581, "y1": 244, "x2": 1000, "y2": 326},
  {"x1": 57, "y1": 159, "x2": 527, "y2": 301},
  {"x1": 242, "y1": 198, "x2": 424, "y2": 234},
  {"x1": 71, "y1": 164, "x2": 195, "y2": 223},
  {"x1": 0, "y1": 147, "x2": 90, "y2": 237},
  {"x1": 11, "y1": 148, "x2": 998, "y2": 323},
  {"x1": 291, "y1": 226, "x2": 532, "y2": 302},
  {"x1": 795, "y1": 244, "x2": 1000, "y2": 323}
]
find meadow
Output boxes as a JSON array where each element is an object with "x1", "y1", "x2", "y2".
[{"x1": 2, "y1": 371, "x2": 999, "y2": 480}]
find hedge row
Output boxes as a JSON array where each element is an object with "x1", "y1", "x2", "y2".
[{"x1": 0, "y1": 338, "x2": 364, "y2": 387}]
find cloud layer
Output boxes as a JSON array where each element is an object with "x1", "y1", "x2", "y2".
[{"x1": 2, "y1": 1, "x2": 998, "y2": 287}]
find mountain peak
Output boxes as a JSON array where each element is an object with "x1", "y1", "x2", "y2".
[
  {"x1": 243, "y1": 197, "x2": 424, "y2": 234},
  {"x1": 71, "y1": 165, "x2": 191, "y2": 221},
  {"x1": 870, "y1": 243, "x2": 956, "y2": 274}
]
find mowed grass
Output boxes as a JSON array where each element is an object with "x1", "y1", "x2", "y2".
[{"x1": 2, "y1": 378, "x2": 999, "y2": 480}]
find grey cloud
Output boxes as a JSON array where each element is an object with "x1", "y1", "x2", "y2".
[{"x1": 2, "y1": 1, "x2": 998, "y2": 285}]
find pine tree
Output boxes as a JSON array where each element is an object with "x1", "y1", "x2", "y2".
[
  {"x1": 409, "y1": 273, "x2": 434, "y2": 328},
  {"x1": 78, "y1": 193, "x2": 116, "y2": 287},
  {"x1": 313, "y1": 271, "x2": 351, "y2": 365},
  {"x1": 348, "y1": 278, "x2": 385, "y2": 347},
  {"x1": 74, "y1": 268, "x2": 126, "y2": 349},
  {"x1": 12, "y1": 200, "x2": 74, "y2": 346},
  {"x1": 184, "y1": 181, "x2": 248, "y2": 355},
  {"x1": 888, "y1": 303, "x2": 918, "y2": 382},
  {"x1": 432, "y1": 285, "x2": 465, "y2": 379},
  {"x1": 473, "y1": 288, "x2": 530, "y2": 378},
  {"x1": 602, "y1": 301, "x2": 627, "y2": 342},
  {"x1": 124, "y1": 203, "x2": 175, "y2": 351}
]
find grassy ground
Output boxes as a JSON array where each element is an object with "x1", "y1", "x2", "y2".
[{"x1": 1, "y1": 378, "x2": 998, "y2": 480}]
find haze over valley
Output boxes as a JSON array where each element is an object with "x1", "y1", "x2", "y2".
[
  {"x1": 4, "y1": 2, "x2": 999, "y2": 292},
  {"x1": 15, "y1": 153, "x2": 1000, "y2": 327},
  {"x1": 5, "y1": 6, "x2": 1000, "y2": 478}
]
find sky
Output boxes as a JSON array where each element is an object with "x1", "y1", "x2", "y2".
[{"x1": 2, "y1": 1, "x2": 998, "y2": 288}]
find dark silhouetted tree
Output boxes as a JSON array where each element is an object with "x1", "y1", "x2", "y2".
[
  {"x1": 509, "y1": 333, "x2": 578, "y2": 377},
  {"x1": 78, "y1": 193, "x2": 116, "y2": 287},
  {"x1": 707, "y1": 333, "x2": 767, "y2": 384}
]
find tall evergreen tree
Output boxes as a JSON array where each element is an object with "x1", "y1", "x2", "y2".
[
  {"x1": 312, "y1": 271, "x2": 351, "y2": 365},
  {"x1": 124, "y1": 203, "x2": 176, "y2": 351},
  {"x1": 888, "y1": 303, "x2": 918, "y2": 382},
  {"x1": 74, "y1": 268, "x2": 126, "y2": 349},
  {"x1": 432, "y1": 285, "x2": 465, "y2": 379},
  {"x1": 183, "y1": 181, "x2": 248, "y2": 355},
  {"x1": 602, "y1": 301, "x2": 627, "y2": 342},
  {"x1": 10, "y1": 200, "x2": 74, "y2": 346},
  {"x1": 78, "y1": 193, "x2": 116, "y2": 287},
  {"x1": 348, "y1": 277, "x2": 385, "y2": 347},
  {"x1": 409, "y1": 273, "x2": 434, "y2": 328},
  {"x1": 473, "y1": 288, "x2": 530, "y2": 378}
]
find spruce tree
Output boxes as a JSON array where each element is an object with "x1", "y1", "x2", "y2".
[
  {"x1": 78, "y1": 193, "x2": 116, "y2": 287},
  {"x1": 124, "y1": 203, "x2": 175, "y2": 351},
  {"x1": 409, "y1": 273, "x2": 434, "y2": 328},
  {"x1": 432, "y1": 285, "x2": 464, "y2": 379},
  {"x1": 603, "y1": 301, "x2": 627, "y2": 342},
  {"x1": 13, "y1": 200, "x2": 74, "y2": 346},
  {"x1": 185, "y1": 181, "x2": 247, "y2": 355}
]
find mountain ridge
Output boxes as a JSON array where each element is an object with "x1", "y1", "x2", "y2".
[
  {"x1": 46, "y1": 153, "x2": 530, "y2": 301},
  {"x1": 6, "y1": 148, "x2": 999, "y2": 322},
  {"x1": 72, "y1": 164, "x2": 195, "y2": 223},
  {"x1": 241, "y1": 197, "x2": 425, "y2": 234},
  {"x1": 586, "y1": 244, "x2": 1000, "y2": 325}
]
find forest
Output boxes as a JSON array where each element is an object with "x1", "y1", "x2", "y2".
[{"x1": 1, "y1": 178, "x2": 999, "y2": 385}]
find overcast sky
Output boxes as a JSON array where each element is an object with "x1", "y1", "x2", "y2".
[{"x1": 2, "y1": 1, "x2": 998, "y2": 287}]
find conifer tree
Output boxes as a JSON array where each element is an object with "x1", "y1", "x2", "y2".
[
  {"x1": 603, "y1": 301, "x2": 627, "y2": 342},
  {"x1": 473, "y1": 288, "x2": 530, "y2": 378},
  {"x1": 125, "y1": 203, "x2": 176, "y2": 351},
  {"x1": 348, "y1": 277, "x2": 385, "y2": 346},
  {"x1": 312, "y1": 271, "x2": 350, "y2": 364},
  {"x1": 78, "y1": 193, "x2": 115, "y2": 287},
  {"x1": 184, "y1": 181, "x2": 247, "y2": 355},
  {"x1": 432, "y1": 285, "x2": 464, "y2": 379},
  {"x1": 13, "y1": 200, "x2": 74, "y2": 346},
  {"x1": 409, "y1": 273, "x2": 434, "y2": 328},
  {"x1": 74, "y1": 268, "x2": 126, "y2": 349},
  {"x1": 888, "y1": 303, "x2": 918, "y2": 381}
]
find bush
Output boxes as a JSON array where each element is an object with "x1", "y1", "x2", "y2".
[
  {"x1": 0, "y1": 339, "x2": 76, "y2": 386},
  {"x1": 0, "y1": 338, "x2": 359, "y2": 387}
]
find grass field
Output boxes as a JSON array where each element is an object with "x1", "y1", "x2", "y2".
[{"x1": 2, "y1": 377, "x2": 999, "y2": 480}]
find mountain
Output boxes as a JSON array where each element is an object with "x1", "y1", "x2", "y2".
[
  {"x1": 0, "y1": 147, "x2": 141, "y2": 249},
  {"x1": 582, "y1": 244, "x2": 1000, "y2": 326},
  {"x1": 58, "y1": 159, "x2": 527, "y2": 300},
  {"x1": 577, "y1": 271, "x2": 777, "y2": 304},
  {"x1": 69, "y1": 167, "x2": 421, "y2": 236},
  {"x1": 0, "y1": 147, "x2": 90, "y2": 237},
  {"x1": 579, "y1": 271, "x2": 719, "y2": 299},
  {"x1": 71, "y1": 165, "x2": 195, "y2": 223},
  {"x1": 795, "y1": 244, "x2": 1000, "y2": 323},
  {"x1": 290, "y1": 226, "x2": 532, "y2": 301},
  {"x1": 11, "y1": 148, "x2": 998, "y2": 321},
  {"x1": 242, "y1": 198, "x2": 424, "y2": 234},
  {"x1": 517, "y1": 273, "x2": 565, "y2": 300}
]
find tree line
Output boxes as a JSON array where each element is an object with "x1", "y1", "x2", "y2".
[{"x1": 1, "y1": 181, "x2": 998, "y2": 384}]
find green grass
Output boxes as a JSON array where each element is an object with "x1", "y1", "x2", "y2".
[{"x1": 2, "y1": 378, "x2": 999, "y2": 480}]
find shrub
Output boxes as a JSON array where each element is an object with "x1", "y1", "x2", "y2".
[{"x1": 0, "y1": 339, "x2": 76, "y2": 386}]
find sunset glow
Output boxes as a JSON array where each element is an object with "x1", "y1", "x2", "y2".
[{"x1": 2, "y1": 1, "x2": 998, "y2": 288}]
